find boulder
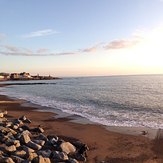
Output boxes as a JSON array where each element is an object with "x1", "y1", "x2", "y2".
[
  {"x1": 20, "y1": 125, "x2": 30, "y2": 131},
  {"x1": 5, "y1": 145, "x2": 16, "y2": 152},
  {"x1": 33, "y1": 155, "x2": 51, "y2": 163},
  {"x1": 11, "y1": 155, "x2": 25, "y2": 163},
  {"x1": 5, "y1": 122, "x2": 12, "y2": 128},
  {"x1": 27, "y1": 141, "x2": 42, "y2": 150},
  {"x1": 68, "y1": 158, "x2": 79, "y2": 163},
  {"x1": 14, "y1": 119, "x2": 23, "y2": 125},
  {"x1": 5, "y1": 140, "x2": 20, "y2": 148},
  {"x1": 51, "y1": 151, "x2": 68, "y2": 161},
  {"x1": 12, "y1": 124, "x2": 19, "y2": 130},
  {"x1": 14, "y1": 150, "x2": 27, "y2": 158},
  {"x1": 19, "y1": 130, "x2": 31, "y2": 144},
  {"x1": 13, "y1": 140, "x2": 21, "y2": 148},
  {"x1": 47, "y1": 135, "x2": 58, "y2": 145},
  {"x1": 35, "y1": 133, "x2": 47, "y2": 141},
  {"x1": 0, "y1": 157, "x2": 15, "y2": 163},
  {"x1": 28, "y1": 152, "x2": 38, "y2": 161},
  {"x1": 75, "y1": 153, "x2": 86, "y2": 162},
  {"x1": 31, "y1": 127, "x2": 44, "y2": 133},
  {"x1": 19, "y1": 115, "x2": 27, "y2": 121},
  {"x1": 33, "y1": 140, "x2": 45, "y2": 146},
  {"x1": 0, "y1": 117, "x2": 7, "y2": 123},
  {"x1": 36, "y1": 149, "x2": 51, "y2": 158},
  {"x1": 22, "y1": 145, "x2": 35, "y2": 153},
  {"x1": 23, "y1": 119, "x2": 31, "y2": 124},
  {"x1": 60, "y1": 142, "x2": 76, "y2": 154},
  {"x1": 0, "y1": 112, "x2": 4, "y2": 118}
]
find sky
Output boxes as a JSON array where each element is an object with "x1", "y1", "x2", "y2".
[{"x1": 1, "y1": 0, "x2": 163, "y2": 77}]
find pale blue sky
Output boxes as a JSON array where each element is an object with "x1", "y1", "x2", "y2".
[{"x1": 1, "y1": 0, "x2": 163, "y2": 76}]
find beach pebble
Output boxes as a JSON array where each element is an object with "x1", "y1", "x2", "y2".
[{"x1": 60, "y1": 142, "x2": 76, "y2": 154}]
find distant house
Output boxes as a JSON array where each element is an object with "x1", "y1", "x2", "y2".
[
  {"x1": 19, "y1": 72, "x2": 32, "y2": 79},
  {"x1": 0, "y1": 75, "x2": 4, "y2": 80},
  {"x1": 0, "y1": 73, "x2": 10, "y2": 80}
]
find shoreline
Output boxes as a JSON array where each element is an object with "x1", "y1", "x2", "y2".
[{"x1": 0, "y1": 86, "x2": 163, "y2": 162}]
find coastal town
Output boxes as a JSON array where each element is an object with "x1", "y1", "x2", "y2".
[{"x1": 0, "y1": 72, "x2": 60, "y2": 81}]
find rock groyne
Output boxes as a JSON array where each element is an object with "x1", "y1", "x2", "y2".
[{"x1": 0, "y1": 112, "x2": 89, "y2": 163}]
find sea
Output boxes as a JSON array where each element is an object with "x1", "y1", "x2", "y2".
[{"x1": 0, "y1": 75, "x2": 163, "y2": 129}]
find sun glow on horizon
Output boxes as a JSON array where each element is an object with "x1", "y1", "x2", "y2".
[{"x1": 102, "y1": 25, "x2": 163, "y2": 75}]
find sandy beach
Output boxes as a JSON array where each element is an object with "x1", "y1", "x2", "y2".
[{"x1": 0, "y1": 86, "x2": 163, "y2": 162}]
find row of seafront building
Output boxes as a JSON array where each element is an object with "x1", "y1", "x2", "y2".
[{"x1": 0, "y1": 72, "x2": 58, "y2": 81}]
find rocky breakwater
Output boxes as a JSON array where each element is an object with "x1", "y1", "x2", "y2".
[{"x1": 0, "y1": 111, "x2": 89, "y2": 163}]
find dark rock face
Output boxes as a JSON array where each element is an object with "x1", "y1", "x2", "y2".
[{"x1": 0, "y1": 111, "x2": 89, "y2": 163}]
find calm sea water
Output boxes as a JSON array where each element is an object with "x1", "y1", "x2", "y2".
[{"x1": 1, "y1": 75, "x2": 163, "y2": 129}]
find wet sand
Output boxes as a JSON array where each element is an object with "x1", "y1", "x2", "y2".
[{"x1": 0, "y1": 86, "x2": 163, "y2": 162}]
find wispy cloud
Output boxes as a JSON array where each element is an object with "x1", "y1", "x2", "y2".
[
  {"x1": 22, "y1": 29, "x2": 59, "y2": 38},
  {"x1": 104, "y1": 36, "x2": 143, "y2": 50},
  {"x1": 80, "y1": 43, "x2": 103, "y2": 53},
  {"x1": 0, "y1": 44, "x2": 76, "y2": 56}
]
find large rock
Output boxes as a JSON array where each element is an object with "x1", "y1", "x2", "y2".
[
  {"x1": 27, "y1": 141, "x2": 42, "y2": 150},
  {"x1": 0, "y1": 112, "x2": 4, "y2": 118},
  {"x1": 31, "y1": 127, "x2": 44, "y2": 133},
  {"x1": 11, "y1": 155, "x2": 25, "y2": 163},
  {"x1": 33, "y1": 140, "x2": 45, "y2": 146},
  {"x1": 37, "y1": 149, "x2": 51, "y2": 158},
  {"x1": 5, "y1": 145, "x2": 17, "y2": 152},
  {"x1": 47, "y1": 135, "x2": 58, "y2": 145},
  {"x1": 69, "y1": 158, "x2": 79, "y2": 163},
  {"x1": 35, "y1": 133, "x2": 48, "y2": 141},
  {"x1": 33, "y1": 155, "x2": 51, "y2": 163},
  {"x1": 28, "y1": 152, "x2": 38, "y2": 161},
  {"x1": 19, "y1": 115, "x2": 27, "y2": 121},
  {"x1": 14, "y1": 150, "x2": 27, "y2": 158},
  {"x1": 0, "y1": 127, "x2": 17, "y2": 135},
  {"x1": 22, "y1": 145, "x2": 35, "y2": 153},
  {"x1": 19, "y1": 130, "x2": 31, "y2": 144},
  {"x1": 51, "y1": 151, "x2": 68, "y2": 161},
  {"x1": 60, "y1": 142, "x2": 76, "y2": 154},
  {"x1": 0, "y1": 157, "x2": 15, "y2": 163},
  {"x1": 14, "y1": 119, "x2": 23, "y2": 125},
  {"x1": 20, "y1": 125, "x2": 30, "y2": 131},
  {"x1": 5, "y1": 139, "x2": 20, "y2": 148}
]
